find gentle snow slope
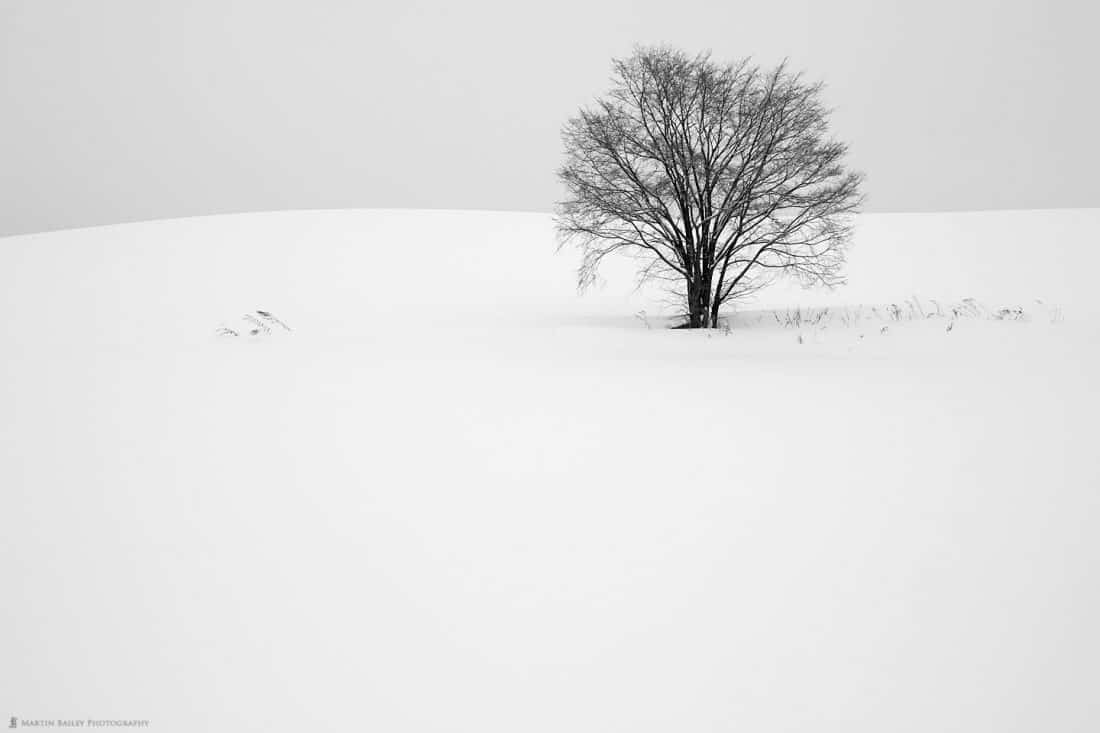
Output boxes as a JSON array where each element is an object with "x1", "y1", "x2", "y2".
[{"x1": 2, "y1": 209, "x2": 1098, "y2": 733}]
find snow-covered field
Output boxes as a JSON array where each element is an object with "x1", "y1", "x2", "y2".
[{"x1": 2, "y1": 209, "x2": 1098, "y2": 732}]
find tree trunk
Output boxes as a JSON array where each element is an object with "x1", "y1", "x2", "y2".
[
  {"x1": 685, "y1": 271, "x2": 714, "y2": 328},
  {"x1": 688, "y1": 297, "x2": 703, "y2": 328},
  {"x1": 683, "y1": 277, "x2": 698, "y2": 328},
  {"x1": 699, "y1": 277, "x2": 711, "y2": 328}
]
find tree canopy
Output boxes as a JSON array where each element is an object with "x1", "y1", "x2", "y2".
[{"x1": 557, "y1": 47, "x2": 864, "y2": 328}]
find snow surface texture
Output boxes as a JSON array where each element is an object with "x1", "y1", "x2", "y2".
[{"x1": 2, "y1": 209, "x2": 1098, "y2": 732}]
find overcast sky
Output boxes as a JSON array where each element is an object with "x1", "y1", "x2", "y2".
[{"x1": 1, "y1": 0, "x2": 1096, "y2": 236}]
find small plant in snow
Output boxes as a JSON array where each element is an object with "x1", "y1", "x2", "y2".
[
  {"x1": 256, "y1": 310, "x2": 292, "y2": 331},
  {"x1": 959, "y1": 298, "x2": 983, "y2": 318},
  {"x1": 993, "y1": 306, "x2": 1025, "y2": 321},
  {"x1": 740, "y1": 296, "x2": 1052, "y2": 337},
  {"x1": 910, "y1": 295, "x2": 926, "y2": 319},
  {"x1": 215, "y1": 310, "x2": 292, "y2": 338},
  {"x1": 242, "y1": 313, "x2": 269, "y2": 336}
]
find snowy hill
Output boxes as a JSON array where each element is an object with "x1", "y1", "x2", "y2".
[
  {"x1": 2, "y1": 208, "x2": 1098, "y2": 733},
  {"x1": 2, "y1": 207, "x2": 1097, "y2": 345}
]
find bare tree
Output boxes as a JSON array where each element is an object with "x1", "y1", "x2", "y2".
[{"x1": 557, "y1": 47, "x2": 864, "y2": 328}]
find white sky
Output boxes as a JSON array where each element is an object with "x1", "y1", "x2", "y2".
[{"x1": 1, "y1": 0, "x2": 1096, "y2": 235}]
